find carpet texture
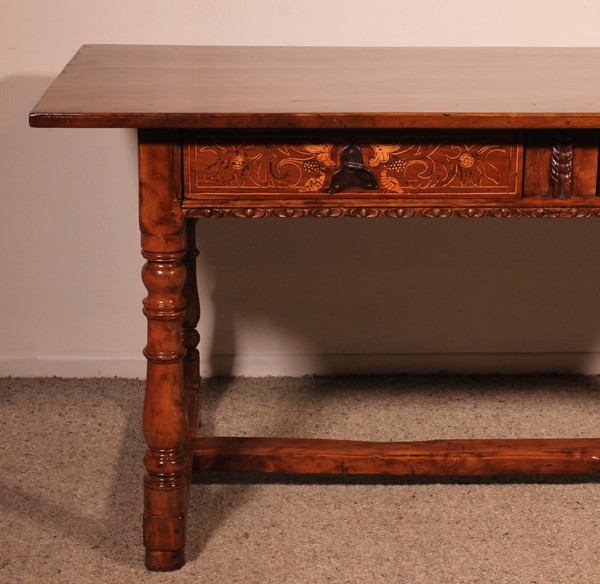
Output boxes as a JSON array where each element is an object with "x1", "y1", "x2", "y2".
[{"x1": 2, "y1": 375, "x2": 600, "y2": 583}]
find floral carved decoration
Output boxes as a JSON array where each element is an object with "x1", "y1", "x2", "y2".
[{"x1": 185, "y1": 132, "x2": 522, "y2": 198}]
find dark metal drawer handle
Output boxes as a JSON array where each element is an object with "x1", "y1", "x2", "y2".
[{"x1": 328, "y1": 145, "x2": 379, "y2": 194}]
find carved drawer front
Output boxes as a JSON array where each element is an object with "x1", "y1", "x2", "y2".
[{"x1": 183, "y1": 130, "x2": 523, "y2": 206}]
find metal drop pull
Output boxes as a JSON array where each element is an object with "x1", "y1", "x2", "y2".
[{"x1": 328, "y1": 145, "x2": 379, "y2": 194}]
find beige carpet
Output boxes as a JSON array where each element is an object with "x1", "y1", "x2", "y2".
[{"x1": 2, "y1": 375, "x2": 600, "y2": 583}]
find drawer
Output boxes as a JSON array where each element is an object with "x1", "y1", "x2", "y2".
[{"x1": 183, "y1": 130, "x2": 523, "y2": 206}]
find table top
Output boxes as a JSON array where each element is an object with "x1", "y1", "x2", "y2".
[{"x1": 29, "y1": 45, "x2": 600, "y2": 130}]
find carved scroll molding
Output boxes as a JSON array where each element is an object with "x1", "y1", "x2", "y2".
[{"x1": 185, "y1": 207, "x2": 600, "y2": 219}]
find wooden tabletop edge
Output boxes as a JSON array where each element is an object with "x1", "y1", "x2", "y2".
[{"x1": 28, "y1": 111, "x2": 600, "y2": 129}]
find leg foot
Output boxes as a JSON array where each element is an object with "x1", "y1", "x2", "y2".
[{"x1": 145, "y1": 548, "x2": 185, "y2": 572}]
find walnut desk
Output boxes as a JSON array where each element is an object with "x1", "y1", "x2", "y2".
[{"x1": 30, "y1": 45, "x2": 600, "y2": 571}]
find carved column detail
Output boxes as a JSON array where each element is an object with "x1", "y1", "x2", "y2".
[
  {"x1": 550, "y1": 132, "x2": 574, "y2": 198},
  {"x1": 139, "y1": 129, "x2": 189, "y2": 572}
]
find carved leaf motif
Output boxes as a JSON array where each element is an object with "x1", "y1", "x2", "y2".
[
  {"x1": 302, "y1": 144, "x2": 336, "y2": 167},
  {"x1": 370, "y1": 145, "x2": 403, "y2": 166}
]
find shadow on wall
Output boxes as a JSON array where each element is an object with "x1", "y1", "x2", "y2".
[
  {"x1": 196, "y1": 216, "x2": 600, "y2": 375},
  {"x1": 0, "y1": 75, "x2": 142, "y2": 370}
]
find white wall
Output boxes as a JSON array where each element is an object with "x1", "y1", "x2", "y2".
[{"x1": 3, "y1": 0, "x2": 600, "y2": 377}]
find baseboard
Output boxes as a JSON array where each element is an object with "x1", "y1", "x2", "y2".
[
  {"x1": 0, "y1": 356, "x2": 146, "y2": 378},
  {"x1": 2, "y1": 352, "x2": 600, "y2": 378}
]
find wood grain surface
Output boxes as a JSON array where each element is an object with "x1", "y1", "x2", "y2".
[
  {"x1": 191, "y1": 436, "x2": 600, "y2": 476},
  {"x1": 29, "y1": 45, "x2": 600, "y2": 129}
]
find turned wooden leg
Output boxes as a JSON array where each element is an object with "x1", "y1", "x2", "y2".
[
  {"x1": 182, "y1": 218, "x2": 201, "y2": 438},
  {"x1": 139, "y1": 129, "x2": 189, "y2": 571}
]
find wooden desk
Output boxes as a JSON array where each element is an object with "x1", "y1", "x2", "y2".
[{"x1": 30, "y1": 45, "x2": 600, "y2": 571}]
